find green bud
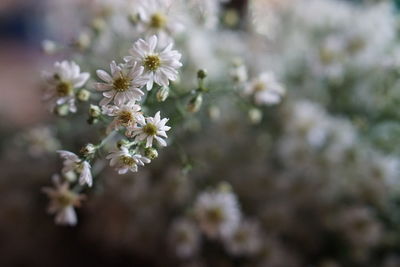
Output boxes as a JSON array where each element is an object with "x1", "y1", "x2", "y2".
[
  {"x1": 156, "y1": 86, "x2": 169, "y2": 102},
  {"x1": 117, "y1": 139, "x2": 131, "y2": 149},
  {"x1": 145, "y1": 147, "x2": 158, "y2": 160},
  {"x1": 91, "y1": 18, "x2": 106, "y2": 34},
  {"x1": 197, "y1": 69, "x2": 207, "y2": 80},
  {"x1": 55, "y1": 104, "x2": 69, "y2": 116},
  {"x1": 248, "y1": 108, "x2": 262, "y2": 124},
  {"x1": 187, "y1": 94, "x2": 203, "y2": 113},
  {"x1": 77, "y1": 89, "x2": 91, "y2": 102},
  {"x1": 89, "y1": 104, "x2": 101, "y2": 118}
]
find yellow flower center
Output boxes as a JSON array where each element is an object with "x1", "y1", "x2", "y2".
[
  {"x1": 113, "y1": 75, "x2": 131, "y2": 92},
  {"x1": 143, "y1": 123, "x2": 158, "y2": 136},
  {"x1": 150, "y1": 12, "x2": 167, "y2": 29},
  {"x1": 56, "y1": 191, "x2": 77, "y2": 207},
  {"x1": 144, "y1": 55, "x2": 161, "y2": 71},
  {"x1": 118, "y1": 111, "x2": 134, "y2": 126},
  {"x1": 120, "y1": 155, "x2": 135, "y2": 166},
  {"x1": 56, "y1": 81, "x2": 73, "y2": 97},
  {"x1": 253, "y1": 82, "x2": 266, "y2": 92},
  {"x1": 205, "y1": 207, "x2": 224, "y2": 223}
]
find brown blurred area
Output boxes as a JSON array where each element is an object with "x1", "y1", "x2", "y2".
[{"x1": 0, "y1": 0, "x2": 49, "y2": 127}]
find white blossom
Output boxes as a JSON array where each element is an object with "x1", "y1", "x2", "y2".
[
  {"x1": 244, "y1": 72, "x2": 285, "y2": 106},
  {"x1": 126, "y1": 35, "x2": 182, "y2": 90},
  {"x1": 102, "y1": 101, "x2": 143, "y2": 133},
  {"x1": 194, "y1": 189, "x2": 241, "y2": 239},
  {"x1": 106, "y1": 147, "x2": 150, "y2": 174},
  {"x1": 42, "y1": 60, "x2": 89, "y2": 113},
  {"x1": 57, "y1": 150, "x2": 93, "y2": 187},
  {"x1": 95, "y1": 61, "x2": 147, "y2": 106},
  {"x1": 128, "y1": 111, "x2": 171, "y2": 148}
]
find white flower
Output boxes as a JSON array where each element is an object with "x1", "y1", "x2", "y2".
[
  {"x1": 42, "y1": 175, "x2": 85, "y2": 226},
  {"x1": 42, "y1": 60, "x2": 89, "y2": 112},
  {"x1": 194, "y1": 189, "x2": 241, "y2": 239},
  {"x1": 128, "y1": 111, "x2": 171, "y2": 148},
  {"x1": 223, "y1": 220, "x2": 262, "y2": 256},
  {"x1": 106, "y1": 147, "x2": 150, "y2": 174},
  {"x1": 136, "y1": 0, "x2": 185, "y2": 44},
  {"x1": 168, "y1": 218, "x2": 201, "y2": 258},
  {"x1": 126, "y1": 35, "x2": 182, "y2": 90},
  {"x1": 102, "y1": 101, "x2": 143, "y2": 133},
  {"x1": 57, "y1": 150, "x2": 93, "y2": 187},
  {"x1": 244, "y1": 72, "x2": 285, "y2": 105},
  {"x1": 95, "y1": 61, "x2": 147, "y2": 106}
]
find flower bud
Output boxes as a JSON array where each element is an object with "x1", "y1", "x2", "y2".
[
  {"x1": 218, "y1": 182, "x2": 232, "y2": 193},
  {"x1": 197, "y1": 69, "x2": 207, "y2": 80},
  {"x1": 187, "y1": 94, "x2": 203, "y2": 113},
  {"x1": 42, "y1": 40, "x2": 57, "y2": 55},
  {"x1": 208, "y1": 106, "x2": 220, "y2": 121},
  {"x1": 80, "y1": 143, "x2": 96, "y2": 158},
  {"x1": 91, "y1": 18, "x2": 106, "y2": 35},
  {"x1": 77, "y1": 89, "x2": 91, "y2": 102},
  {"x1": 156, "y1": 86, "x2": 169, "y2": 102},
  {"x1": 117, "y1": 139, "x2": 131, "y2": 149},
  {"x1": 89, "y1": 105, "x2": 101, "y2": 118},
  {"x1": 145, "y1": 147, "x2": 158, "y2": 160},
  {"x1": 248, "y1": 108, "x2": 262, "y2": 124},
  {"x1": 55, "y1": 104, "x2": 69, "y2": 116}
]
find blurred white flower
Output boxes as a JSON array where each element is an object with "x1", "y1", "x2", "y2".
[
  {"x1": 223, "y1": 220, "x2": 263, "y2": 256},
  {"x1": 244, "y1": 72, "x2": 285, "y2": 105},
  {"x1": 169, "y1": 218, "x2": 201, "y2": 258},
  {"x1": 95, "y1": 61, "x2": 147, "y2": 106},
  {"x1": 57, "y1": 150, "x2": 93, "y2": 187},
  {"x1": 128, "y1": 111, "x2": 171, "y2": 148},
  {"x1": 136, "y1": 0, "x2": 185, "y2": 44},
  {"x1": 42, "y1": 60, "x2": 89, "y2": 113},
  {"x1": 106, "y1": 147, "x2": 150, "y2": 174},
  {"x1": 126, "y1": 35, "x2": 182, "y2": 90},
  {"x1": 194, "y1": 189, "x2": 241, "y2": 239},
  {"x1": 102, "y1": 101, "x2": 143, "y2": 133},
  {"x1": 42, "y1": 175, "x2": 85, "y2": 226}
]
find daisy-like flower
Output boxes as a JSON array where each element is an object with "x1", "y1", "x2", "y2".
[
  {"x1": 223, "y1": 220, "x2": 263, "y2": 256},
  {"x1": 126, "y1": 35, "x2": 182, "y2": 90},
  {"x1": 168, "y1": 218, "x2": 201, "y2": 258},
  {"x1": 95, "y1": 61, "x2": 147, "y2": 106},
  {"x1": 244, "y1": 72, "x2": 286, "y2": 105},
  {"x1": 42, "y1": 60, "x2": 90, "y2": 113},
  {"x1": 194, "y1": 188, "x2": 241, "y2": 239},
  {"x1": 102, "y1": 101, "x2": 143, "y2": 133},
  {"x1": 42, "y1": 175, "x2": 85, "y2": 226},
  {"x1": 106, "y1": 147, "x2": 150, "y2": 174},
  {"x1": 136, "y1": 0, "x2": 184, "y2": 44},
  {"x1": 57, "y1": 150, "x2": 93, "y2": 187},
  {"x1": 128, "y1": 111, "x2": 171, "y2": 148}
]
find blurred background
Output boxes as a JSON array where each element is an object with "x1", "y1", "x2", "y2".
[{"x1": 3, "y1": 0, "x2": 400, "y2": 267}]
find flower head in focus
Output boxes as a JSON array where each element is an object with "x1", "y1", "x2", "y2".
[
  {"x1": 194, "y1": 187, "x2": 241, "y2": 239},
  {"x1": 42, "y1": 175, "x2": 85, "y2": 226},
  {"x1": 102, "y1": 101, "x2": 143, "y2": 133},
  {"x1": 126, "y1": 35, "x2": 182, "y2": 90},
  {"x1": 106, "y1": 147, "x2": 150, "y2": 174},
  {"x1": 128, "y1": 111, "x2": 171, "y2": 147},
  {"x1": 57, "y1": 150, "x2": 93, "y2": 187},
  {"x1": 42, "y1": 60, "x2": 89, "y2": 113},
  {"x1": 95, "y1": 61, "x2": 147, "y2": 106},
  {"x1": 244, "y1": 72, "x2": 285, "y2": 105}
]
